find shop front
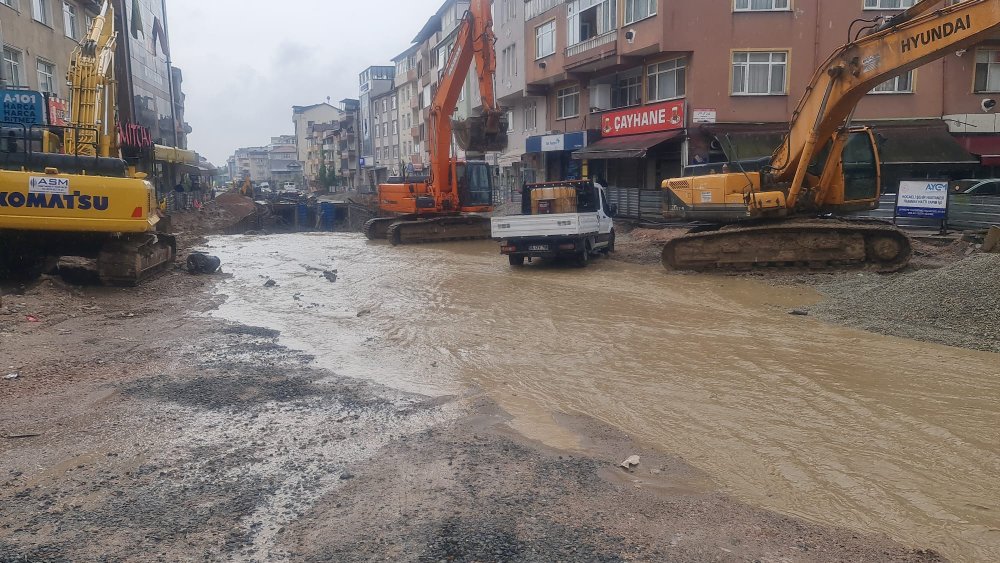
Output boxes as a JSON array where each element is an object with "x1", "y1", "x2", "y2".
[
  {"x1": 572, "y1": 100, "x2": 686, "y2": 190},
  {"x1": 525, "y1": 131, "x2": 590, "y2": 182}
]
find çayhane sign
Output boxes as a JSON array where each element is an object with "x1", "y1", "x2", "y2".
[{"x1": 601, "y1": 100, "x2": 685, "y2": 138}]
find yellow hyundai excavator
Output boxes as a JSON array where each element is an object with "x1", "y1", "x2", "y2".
[
  {"x1": 0, "y1": 1, "x2": 174, "y2": 284},
  {"x1": 660, "y1": 0, "x2": 1000, "y2": 272},
  {"x1": 364, "y1": 0, "x2": 508, "y2": 245}
]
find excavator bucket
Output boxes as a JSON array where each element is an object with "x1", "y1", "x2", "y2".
[{"x1": 453, "y1": 112, "x2": 509, "y2": 154}]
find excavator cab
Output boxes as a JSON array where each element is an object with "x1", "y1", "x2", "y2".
[{"x1": 456, "y1": 160, "x2": 494, "y2": 208}]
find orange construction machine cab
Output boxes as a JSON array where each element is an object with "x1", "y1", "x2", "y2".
[{"x1": 378, "y1": 161, "x2": 494, "y2": 216}]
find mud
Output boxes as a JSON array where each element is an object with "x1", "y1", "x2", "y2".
[{"x1": 1, "y1": 232, "x2": 996, "y2": 561}]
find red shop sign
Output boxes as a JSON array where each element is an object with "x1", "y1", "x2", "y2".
[{"x1": 601, "y1": 100, "x2": 685, "y2": 138}]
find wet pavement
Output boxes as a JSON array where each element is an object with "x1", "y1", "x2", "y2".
[{"x1": 206, "y1": 233, "x2": 1000, "y2": 562}]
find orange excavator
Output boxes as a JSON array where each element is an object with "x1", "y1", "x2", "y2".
[
  {"x1": 364, "y1": 0, "x2": 507, "y2": 245},
  {"x1": 660, "y1": 0, "x2": 1000, "y2": 272}
]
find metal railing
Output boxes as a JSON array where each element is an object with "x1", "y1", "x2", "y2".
[
  {"x1": 566, "y1": 30, "x2": 617, "y2": 58},
  {"x1": 526, "y1": 0, "x2": 561, "y2": 20}
]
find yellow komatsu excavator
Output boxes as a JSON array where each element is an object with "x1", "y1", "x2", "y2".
[
  {"x1": 0, "y1": 1, "x2": 174, "y2": 284},
  {"x1": 661, "y1": 0, "x2": 1000, "y2": 272}
]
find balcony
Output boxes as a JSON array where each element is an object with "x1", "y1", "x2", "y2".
[
  {"x1": 410, "y1": 96, "x2": 419, "y2": 110},
  {"x1": 566, "y1": 30, "x2": 617, "y2": 58},
  {"x1": 410, "y1": 127, "x2": 420, "y2": 139}
]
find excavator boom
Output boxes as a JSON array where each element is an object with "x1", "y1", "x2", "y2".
[{"x1": 366, "y1": 0, "x2": 508, "y2": 245}]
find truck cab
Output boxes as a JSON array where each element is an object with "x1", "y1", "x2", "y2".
[{"x1": 491, "y1": 180, "x2": 616, "y2": 267}]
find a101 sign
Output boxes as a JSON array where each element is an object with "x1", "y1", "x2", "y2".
[{"x1": 0, "y1": 90, "x2": 45, "y2": 126}]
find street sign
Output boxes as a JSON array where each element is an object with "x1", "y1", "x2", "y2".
[
  {"x1": 0, "y1": 90, "x2": 45, "y2": 126},
  {"x1": 896, "y1": 180, "x2": 949, "y2": 219}
]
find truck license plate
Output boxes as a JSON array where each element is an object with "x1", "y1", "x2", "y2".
[{"x1": 528, "y1": 245, "x2": 549, "y2": 251}]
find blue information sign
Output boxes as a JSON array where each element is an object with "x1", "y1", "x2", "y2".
[{"x1": 0, "y1": 90, "x2": 45, "y2": 126}]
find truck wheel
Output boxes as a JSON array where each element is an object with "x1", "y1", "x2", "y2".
[
  {"x1": 576, "y1": 248, "x2": 590, "y2": 267},
  {"x1": 508, "y1": 255, "x2": 525, "y2": 266},
  {"x1": 604, "y1": 231, "x2": 616, "y2": 254}
]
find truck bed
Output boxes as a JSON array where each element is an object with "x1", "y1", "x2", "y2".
[{"x1": 491, "y1": 213, "x2": 600, "y2": 239}]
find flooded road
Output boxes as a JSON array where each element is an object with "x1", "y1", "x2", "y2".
[{"x1": 207, "y1": 233, "x2": 1000, "y2": 561}]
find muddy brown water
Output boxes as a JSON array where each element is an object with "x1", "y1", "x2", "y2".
[{"x1": 205, "y1": 233, "x2": 1000, "y2": 561}]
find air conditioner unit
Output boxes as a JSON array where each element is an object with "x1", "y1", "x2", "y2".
[{"x1": 589, "y1": 84, "x2": 612, "y2": 113}]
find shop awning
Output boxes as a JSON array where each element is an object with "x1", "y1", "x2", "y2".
[
  {"x1": 955, "y1": 135, "x2": 1000, "y2": 166},
  {"x1": 153, "y1": 145, "x2": 199, "y2": 165},
  {"x1": 572, "y1": 130, "x2": 682, "y2": 160},
  {"x1": 872, "y1": 122, "x2": 978, "y2": 167}
]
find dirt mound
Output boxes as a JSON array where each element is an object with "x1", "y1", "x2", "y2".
[
  {"x1": 170, "y1": 193, "x2": 258, "y2": 239},
  {"x1": 812, "y1": 252, "x2": 1000, "y2": 352}
]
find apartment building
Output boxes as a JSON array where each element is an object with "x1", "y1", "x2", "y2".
[
  {"x1": 268, "y1": 135, "x2": 302, "y2": 187},
  {"x1": 1, "y1": 0, "x2": 100, "y2": 119},
  {"x1": 359, "y1": 66, "x2": 395, "y2": 190},
  {"x1": 521, "y1": 0, "x2": 1000, "y2": 190},
  {"x1": 336, "y1": 99, "x2": 361, "y2": 190},
  {"x1": 494, "y1": 0, "x2": 548, "y2": 196},
  {"x1": 393, "y1": 45, "x2": 422, "y2": 173},
  {"x1": 292, "y1": 102, "x2": 344, "y2": 164},
  {"x1": 371, "y1": 88, "x2": 400, "y2": 180}
]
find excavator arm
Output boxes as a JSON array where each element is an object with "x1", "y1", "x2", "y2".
[
  {"x1": 772, "y1": 0, "x2": 1000, "y2": 210},
  {"x1": 428, "y1": 0, "x2": 506, "y2": 203},
  {"x1": 66, "y1": 0, "x2": 118, "y2": 158}
]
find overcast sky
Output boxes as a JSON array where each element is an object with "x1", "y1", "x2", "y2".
[{"x1": 169, "y1": 0, "x2": 443, "y2": 165}]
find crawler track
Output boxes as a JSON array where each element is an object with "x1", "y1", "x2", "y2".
[
  {"x1": 385, "y1": 215, "x2": 492, "y2": 245},
  {"x1": 98, "y1": 233, "x2": 177, "y2": 286},
  {"x1": 662, "y1": 217, "x2": 912, "y2": 273}
]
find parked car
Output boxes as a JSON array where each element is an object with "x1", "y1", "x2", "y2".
[{"x1": 951, "y1": 179, "x2": 1000, "y2": 196}]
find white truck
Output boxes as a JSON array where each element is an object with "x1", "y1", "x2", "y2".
[{"x1": 491, "y1": 180, "x2": 616, "y2": 267}]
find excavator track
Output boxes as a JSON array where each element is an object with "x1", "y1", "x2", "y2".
[
  {"x1": 364, "y1": 216, "x2": 415, "y2": 240},
  {"x1": 662, "y1": 217, "x2": 912, "y2": 273},
  {"x1": 97, "y1": 233, "x2": 177, "y2": 286},
  {"x1": 385, "y1": 215, "x2": 492, "y2": 245}
]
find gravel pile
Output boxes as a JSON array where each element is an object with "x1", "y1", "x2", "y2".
[{"x1": 812, "y1": 253, "x2": 1000, "y2": 353}]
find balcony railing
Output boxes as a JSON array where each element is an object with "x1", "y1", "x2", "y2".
[
  {"x1": 526, "y1": 0, "x2": 560, "y2": 20},
  {"x1": 566, "y1": 30, "x2": 617, "y2": 58}
]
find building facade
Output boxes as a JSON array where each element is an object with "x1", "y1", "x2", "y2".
[
  {"x1": 393, "y1": 45, "x2": 422, "y2": 173},
  {"x1": 1, "y1": 0, "x2": 101, "y2": 119},
  {"x1": 521, "y1": 0, "x2": 1000, "y2": 190},
  {"x1": 292, "y1": 102, "x2": 344, "y2": 164},
  {"x1": 359, "y1": 66, "x2": 395, "y2": 190},
  {"x1": 371, "y1": 88, "x2": 400, "y2": 180}
]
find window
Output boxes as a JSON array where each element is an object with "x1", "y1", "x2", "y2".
[
  {"x1": 975, "y1": 49, "x2": 1000, "y2": 92},
  {"x1": 625, "y1": 0, "x2": 656, "y2": 24},
  {"x1": 863, "y1": 0, "x2": 915, "y2": 8},
  {"x1": 536, "y1": 20, "x2": 555, "y2": 59},
  {"x1": 391, "y1": 97, "x2": 397, "y2": 110},
  {"x1": 524, "y1": 102, "x2": 538, "y2": 130},
  {"x1": 557, "y1": 85, "x2": 580, "y2": 119},
  {"x1": 85, "y1": 14, "x2": 93, "y2": 33},
  {"x1": 614, "y1": 71, "x2": 642, "y2": 108},
  {"x1": 647, "y1": 58, "x2": 686, "y2": 102},
  {"x1": 3, "y1": 47, "x2": 23, "y2": 87},
  {"x1": 503, "y1": 0, "x2": 516, "y2": 21},
  {"x1": 567, "y1": 0, "x2": 616, "y2": 46},
  {"x1": 502, "y1": 45, "x2": 517, "y2": 80},
  {"x1": 63, "y1": 2, "x2": 77, "y2": 39},
  {"x1": 734, "y1": 0, "x2": 790, "y2": 11},
  {"x1": 732, "y1": 51, "x2": 787, "y2": 95},
  {"x1": 871, "y1": 70, "x2": 913, "y2": 94},
  {"x1": 36, "y1": 59, "x2": 55, "y2": 94},
  {"x1": 31, "y1": 0, "x2": 49, "y2": 25},
  {"x1": 392, "y1": 122, "x2": 398, "y2": 135}
]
